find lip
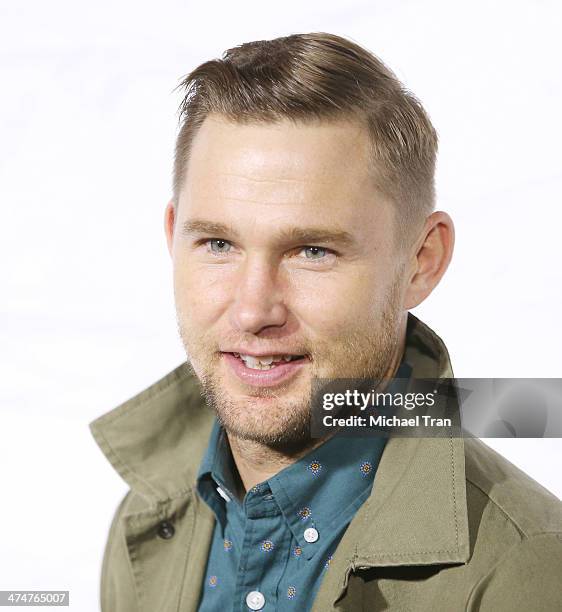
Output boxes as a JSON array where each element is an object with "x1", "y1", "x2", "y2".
[
  {"x1": 221, "y1": 352, "x2": 309, "y2": 388},
  {"x1": 222, "y1": 348, "x2": 306, "y2": 358}
]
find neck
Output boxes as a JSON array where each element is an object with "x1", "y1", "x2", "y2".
[
  {"x1": 227, "y1": 434, "x2": 328, "y2": 500},
  {"x1": 228, "y1": 316, "x2": 408, "y2": 497}
]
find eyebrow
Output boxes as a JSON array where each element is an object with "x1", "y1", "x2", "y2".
[
  {"x1": 181, "y1": 219, "x2": 239, "y2": 238},
  {"x1": 181, "y1": 219, "x2": 356, "y2": 248}
]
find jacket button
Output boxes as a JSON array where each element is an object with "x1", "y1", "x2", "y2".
[{"x1": 157, "y1": 520, "x2": 175, "y2": 540}]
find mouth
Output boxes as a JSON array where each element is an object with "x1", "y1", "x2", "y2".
[{"x1": 220, "y1": 351, "x2": 309, "y2": 387}]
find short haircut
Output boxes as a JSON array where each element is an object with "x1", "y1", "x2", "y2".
[{"x1": 172, "y1": 32, "x2": 438, "y2": 244}]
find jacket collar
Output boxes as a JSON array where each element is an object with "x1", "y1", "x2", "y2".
[{"x1": 90, "y1": 313, "x2": 469, "y2": 571}]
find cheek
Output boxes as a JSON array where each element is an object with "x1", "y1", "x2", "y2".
[
  {"x1": 291, "y1": 268, "x2": 386, "y2": 336},
  {"x1": 173, "y1": 263, "x2": 233, "y2": 324}
]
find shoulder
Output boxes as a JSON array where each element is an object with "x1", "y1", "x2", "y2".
[
  {"x1": 462, "y1": 438, "x2": 562, "y2": 611},
  {"x1": 466, "y1": 532, "x2": 562, "y2": 610},
  {"x1": 464, "y1": 437, "x2": 562, "y2": 537}
]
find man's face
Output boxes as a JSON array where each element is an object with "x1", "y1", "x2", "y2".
[{"x1": 167, "y1": 115, "x2": 408, "y2": 449}]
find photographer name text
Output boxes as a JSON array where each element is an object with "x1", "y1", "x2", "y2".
[{"x1": 322, "y1": 414, "x2": 452, "y2": 428}]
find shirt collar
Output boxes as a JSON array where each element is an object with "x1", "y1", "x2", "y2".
[
  {"x1": 196, "y1": 420, "x2": 388, "y2": 560},
  {"x1": 269, "y1": 432, "x2": 387, "y2": 560},
  {"x1": 196, "y1": 421, "x2": 239, "y2": 529}
]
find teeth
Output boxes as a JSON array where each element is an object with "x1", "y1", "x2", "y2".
[{"x1": 237, "y1": 353, "x2": 299, "y2": 370}]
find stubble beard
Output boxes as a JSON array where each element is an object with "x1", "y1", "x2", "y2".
[{"x1": 177, "y1": 275, "x2": 404, "y2": 454}]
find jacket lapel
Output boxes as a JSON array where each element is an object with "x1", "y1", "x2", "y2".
[
  {"x1": 90, "y1": 363, "x2": 215, "y2": 501},
  {"x1": 90, "y1": 364, "x2": 217, "y2": 611}
]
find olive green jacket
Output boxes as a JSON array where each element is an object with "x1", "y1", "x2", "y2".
[{"x1": 90, "y1": 314, "x2": 562, "y2": 611}]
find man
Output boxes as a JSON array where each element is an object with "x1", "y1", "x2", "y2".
[{"x1": 90, "y1": 33, "x2": 562, "y2": 611}]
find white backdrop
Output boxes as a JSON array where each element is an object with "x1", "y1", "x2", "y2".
[{"x1": 1, "y1": 1, "x2": 561, "y2": 609}]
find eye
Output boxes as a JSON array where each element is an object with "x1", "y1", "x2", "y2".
[
  {"x1": 207, "y1": 239, "x2": 232, "y2": 253},
  {"x1": 300, "y1": 246, "x2": 329, "y2": 260}
]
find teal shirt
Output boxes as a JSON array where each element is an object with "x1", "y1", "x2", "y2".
[{"x1": 195, "y1": 421, "x2": 388, "y2": 610}]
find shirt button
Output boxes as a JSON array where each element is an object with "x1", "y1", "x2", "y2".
[
  {"x1": 304, "y1": 527, "x2": 319, "y2": 543},
  {"x1": 245, "y1": 590, "x2": 266, "y2": 610},
  {"x1": 157, "y1": 520, "x2": 175, "y2": 540}
]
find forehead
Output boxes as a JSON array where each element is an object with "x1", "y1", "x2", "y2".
[
  {"x1": 184, "y1": 114, "x2": 372, "y2": 190},
  {"x1": 178, "y1": 114, "x2": 393, "y2": 239},
  {"x1": 187, "y1": 113, "x2": 371, "y2": 173}
]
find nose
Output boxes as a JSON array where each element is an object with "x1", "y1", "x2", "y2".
[{"x1": 229, "y1": 257, "x2": 288, "y2": 335}]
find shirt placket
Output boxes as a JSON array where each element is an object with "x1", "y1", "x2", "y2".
[{"x1": 233, "y1": 485, "x2": 292, "y2": 611}]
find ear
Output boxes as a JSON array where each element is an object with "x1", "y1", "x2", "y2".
[
  {"x1": 164, "y1": 199, "x2": 176, "y2": 257},
  {"x1": 403, "y1": 211, "x2": 455, "y2": 310}
]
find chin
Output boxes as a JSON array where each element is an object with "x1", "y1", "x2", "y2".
[
  {"x1": 213, "y1": 393, "x2": 311, "y2": 443},
  {"x1": 225, "y1": 421, "x2": 312, "y2": 450}
]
